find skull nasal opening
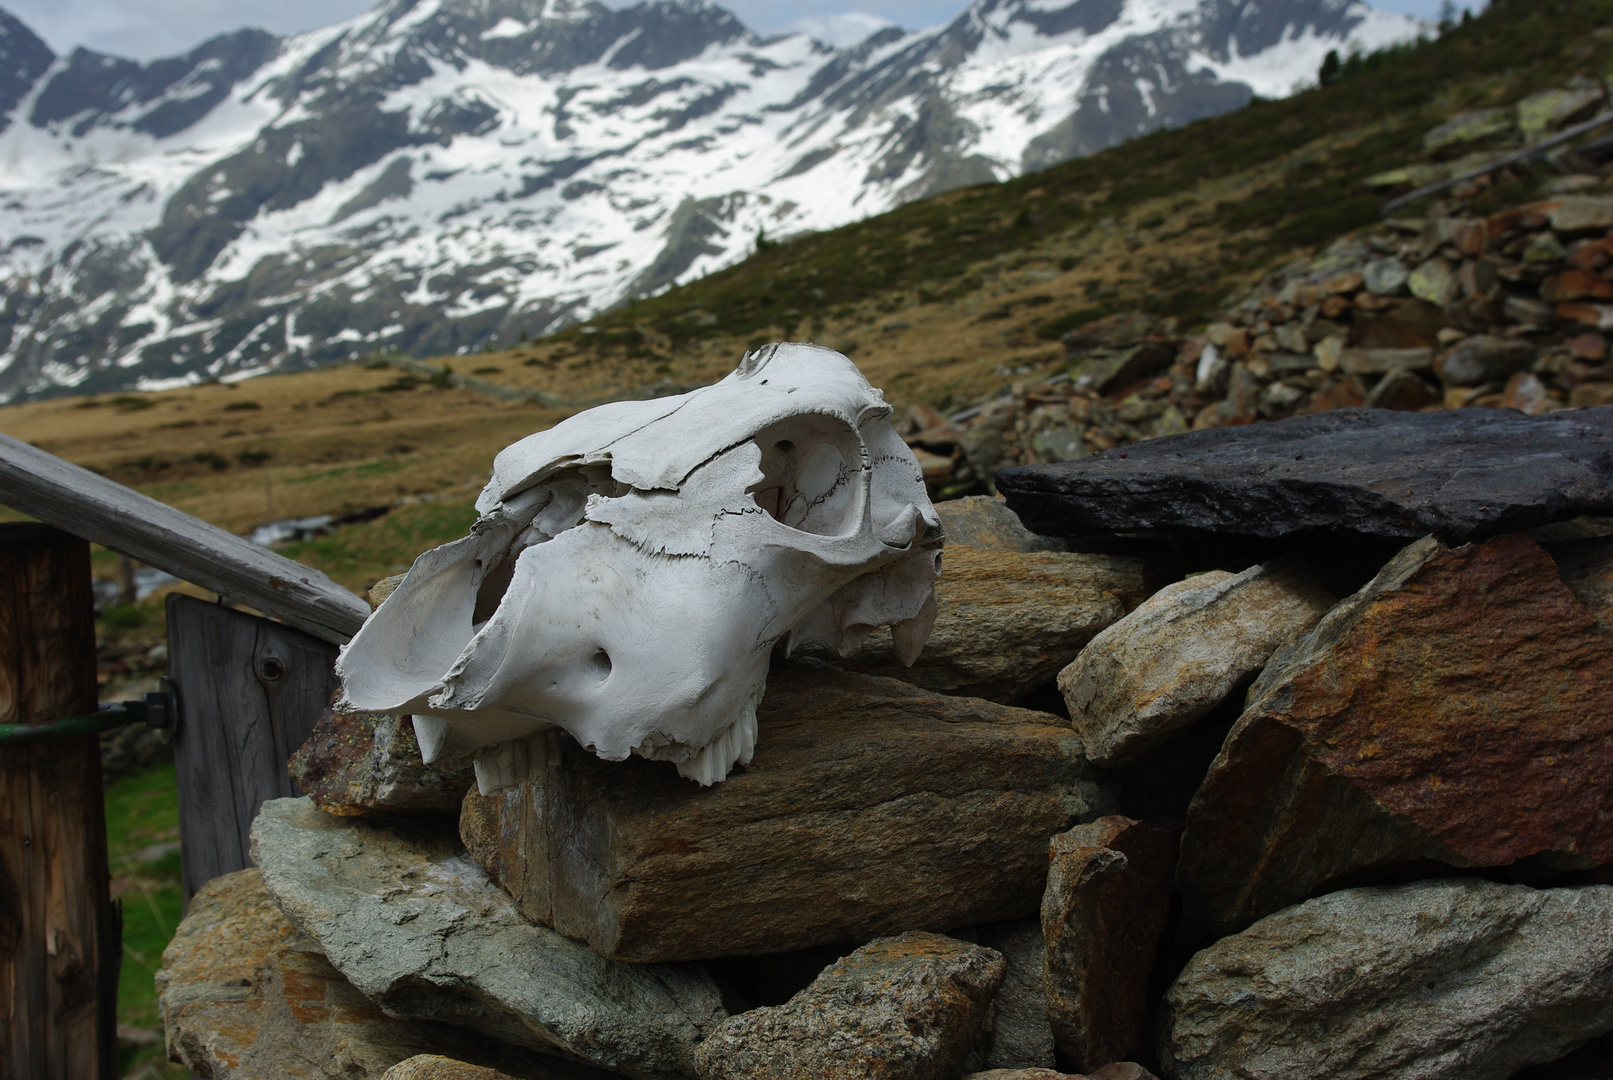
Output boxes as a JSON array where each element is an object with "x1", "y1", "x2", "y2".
[{"x1": 748, "y1": 415, "x2": 862, "y2": 537}]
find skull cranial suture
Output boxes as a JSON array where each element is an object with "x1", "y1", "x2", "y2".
[{"x1": 337, "y1": 343, "x2": 943, "y2": 793}]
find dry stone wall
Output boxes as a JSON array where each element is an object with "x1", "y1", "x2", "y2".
[{"x1": 156, "y1": 395, "x2": 1613, "y2": 1080}]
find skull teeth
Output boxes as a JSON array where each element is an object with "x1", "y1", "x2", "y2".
[
  {"x1": 676, "y1": 704, "x2": 758, "y2": 787},
  {"x1": 412, "y1": 713, "x2": 449, "y2": 764},
  {"x1": 472, "y1": 729, "x2": 560, "y2": 797}
]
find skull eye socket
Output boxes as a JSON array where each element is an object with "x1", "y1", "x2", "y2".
[{"x1": 749, "y1": 416, "x2": 860, "y2": 537}]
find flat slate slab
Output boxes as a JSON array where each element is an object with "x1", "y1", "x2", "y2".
[
  {"x1": 997, "y1": 407, "x2": 1613, "y2": 549},
  {"x1": 251, "y1": 798, "x2": 727, "y2": 1080}
]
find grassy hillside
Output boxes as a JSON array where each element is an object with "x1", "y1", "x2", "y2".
[{"x1": 2, "y1": 0, "x2": 1609, "y2": 597}]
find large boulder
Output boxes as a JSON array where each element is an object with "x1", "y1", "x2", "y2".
[
  {"x1": 1176, "y1": 533, "x2": 1613, "y2": 942},
  {"x1": 1161, "y1": 880, "x2": 1613, "y2": 1080},
  {"x1": 996, "y1": 407, "x2": 1613, "y2": 552},
  {"x1": 460, "y1": 661, "x2": 1111, "y2": 963},
  {"x1": 818, "y1": 546, "x2": 1149, "y2": 702},
  {"x1": 1041, "y1": 818, "x2": 1176, "y2": 1071},
  {"x1": 250, "y1": 798, "x2": 728, "y2": 1080},
  {"x1": 1059, "y1": 559, "x2": 1334, "y2": 767},
  {"x1": 154, "y1": 869, "x2": 598, "y2": 1080},
  {"x1": 692, "y1": 932, "x2": 1005, "y2": 1080}
]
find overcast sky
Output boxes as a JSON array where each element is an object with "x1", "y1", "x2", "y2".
[{"x1": 5, "y1": 0, "x2": 1472, "y2": 62}]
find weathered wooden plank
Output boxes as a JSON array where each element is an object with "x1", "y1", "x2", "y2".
[
  {"x1": 167, "y1": 593, "x2": 339, "y2": 905},
  {"x1": 0, "y1": 432, "x2": 369, "y2": 643},
  {"x1": 0, "y1": 523, "x2": 118, "y2": 1080}
]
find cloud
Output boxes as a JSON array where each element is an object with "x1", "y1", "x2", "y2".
[
  {"x1": 711, "y1": 0, "x2": 961, "y2": 36},
  {"x1": 4, "y1": 0, "x2": 376, "y2": 60},
  {"x1": 779, "y1": 10, "x2": 899, "y2": 45}
]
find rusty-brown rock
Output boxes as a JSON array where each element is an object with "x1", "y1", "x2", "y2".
[
  {"x1": 461, "y1": 660, "x2": 1111, "y2": 963},
  {"x1": 1041, "y1": 817, "x2": 1177, "y2": 1071},
  {"x1": 818, "y1": 545, "x2": 1150, "y2": 702},
  {"x1": 154, "y1": 869, "x2": 600, "y2": 1080},
  {"x1": 1177, "y1": 533, "x2": 1613, "y2": 942},
  {"x1": 692, "y1": 932, "x2": 1006, "y2": 1080},
  {"x1": 289, "y1": 704, "x2": 475, "y2": 817}
]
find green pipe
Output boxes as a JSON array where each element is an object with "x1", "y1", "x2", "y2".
[{"x1": 0, "y1": 700, "x2": 148, "y2": 745}]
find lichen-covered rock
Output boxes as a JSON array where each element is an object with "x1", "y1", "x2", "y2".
[
  {"x1": 288, "y1": 703, "x2": 474, "y2": 816},
  {"x1": 822, "y1": 545, "x2": 1150, "y2": 702},
  {"x1": 383, "y1": 1056, "x2": 525, "y2": 1080},
  {"x1": 460, "y1": 661, "x2": 1112, "y2": 963},
  {"x1": 154, "y1": 869, "x2": 594, "y2": 1080},
  {"x1": 965, "y1": 1067, "x2": 1158, "y2": 1080},
  {"x1": 1161, "y1": 880, "x2": 1613, "y2": 1080},
  {"x1": 1422, "y1": 107, "x2": 1514, "y2": 154},
  {"x1": 1059, "y1": 559, "x2": 1334, "y2": 768},
  {"x1": 1177, "y1": 533, "x2": 1613, "y2": 942},
  {"x1": 250, "y1": 797, "x2": 727, "y2": 1079},
  {"x1": 1042, "y1": 818, "x2": 1176, "y2": 1071},
  {"x1": 693, "y1": 932, "x2": 1006, "y2": 1080}
]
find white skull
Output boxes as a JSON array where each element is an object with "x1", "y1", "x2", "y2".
[{"x1": 337, "y1": 343, "x2": 943, "y2": 792}]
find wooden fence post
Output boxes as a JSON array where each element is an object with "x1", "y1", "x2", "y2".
[
  {"x1": 166, "y1": 593, "x2": 338, "y2": 906},
  {"x1": 0, "y1": 523, "x2": 118, "y2": 1080}
]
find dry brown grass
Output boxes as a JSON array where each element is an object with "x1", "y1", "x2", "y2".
[{"x1": 0, "y1": 365, "x2": 569, "y2": 536}]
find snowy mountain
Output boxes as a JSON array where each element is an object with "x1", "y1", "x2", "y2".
[{"x1": 0, "y1": 0, "x2": 1423, "y2": 401}]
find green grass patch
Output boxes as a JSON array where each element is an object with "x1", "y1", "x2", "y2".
[
  {"x1": 278, "y1": 498, "x2": 480, "y2": 592},
  {"x1": 285, "y1": 457, "x2": 406, "y2": 486},
  {"x1": 105, "y1": 762, "x2": 186, "y2": 1078}
]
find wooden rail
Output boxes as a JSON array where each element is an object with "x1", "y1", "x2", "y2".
[{"x1": 0, "y1": 433, "x2": 369, "y2": 643}]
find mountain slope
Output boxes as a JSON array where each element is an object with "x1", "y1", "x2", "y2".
[{"x1": 0, "y1": 0, "x2": 1421, "y2": 402}]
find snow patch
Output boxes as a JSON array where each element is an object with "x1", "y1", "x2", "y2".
[{"x1": 481, "y1": 17, "x2": 531, "y2": 40}]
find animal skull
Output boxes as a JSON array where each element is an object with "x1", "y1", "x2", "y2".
[{"x1": 337, "y1": 343, "x2": 942, "y2": 793}]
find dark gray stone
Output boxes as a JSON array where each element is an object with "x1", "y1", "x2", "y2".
[
  {"x1": 975, "y1": 919, "x2": 1055, "y2": 1071},
  {"x1": 996, "y1": 407, "x2": 1613, "y2": 550},
  {"x1": 1435, "y1": 335, "x2": 1537, "y2": 386}
]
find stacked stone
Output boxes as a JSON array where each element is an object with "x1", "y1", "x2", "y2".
[
  {"x1": 909, "y1": 78, "x2": 1613, "y2": 499},
  {"x1": 156, "y1": 408, "x2": 1613, "y2": 1080}
]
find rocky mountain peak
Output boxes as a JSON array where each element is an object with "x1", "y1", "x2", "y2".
[{"x1": 0, "y1": 7, "x2": 54, "y2": 133}]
